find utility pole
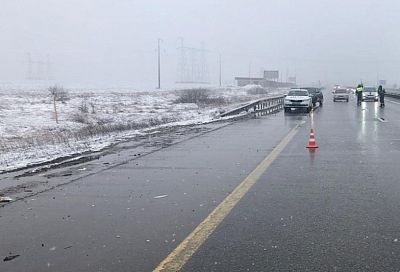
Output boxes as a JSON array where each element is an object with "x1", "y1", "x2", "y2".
[
  {"x1": 248, "y1": 60, "x2": 252, "y2": 84},
  {"x1": 27, "y1": 53, "x2": 32, "y2": 80},
  {"x1": 286, "y1": 67, "x2": 289, "y2": 83},
  {"x1": 219, "y1": 54, "x2": 222, "y2": 87},
  {"x1": 46, "y1": 54, "x2": 52, "y2": 80},
  {"x1": 376, "y1": 72, "x2": 380, "y2": 86},
  {"x1": 157, "y1": 38, "x2": 161, "y2": 89},
  {"x1": 53, "y1": 94, "x2": 59, "y2": 124},
  {"x1": 177, "y1": 37, "x2": 186, "y2": 83}
]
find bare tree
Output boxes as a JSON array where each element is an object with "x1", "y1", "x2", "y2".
[{"x1": 48, "y1": 85, "x2": 69, "y2": 123}]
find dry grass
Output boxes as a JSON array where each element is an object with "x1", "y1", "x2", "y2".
[{"x1": 0, "y1": 116, "x2": 178, "y2": 153}]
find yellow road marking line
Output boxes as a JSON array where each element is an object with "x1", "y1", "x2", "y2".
[{"x1": 153, "y1": 122, "x2": 304, "y2": 272}]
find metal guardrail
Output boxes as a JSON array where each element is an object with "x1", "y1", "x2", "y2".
[
  {"x1": 219, "y1": 95, "x2": 285, "y2": 118},
  {"x1": 386, "y1": 88, "x2": 400, "y2": 99}
]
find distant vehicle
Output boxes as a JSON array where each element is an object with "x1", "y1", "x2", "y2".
[
  {"x1": 298, "y1": 87, "x2": 323, "y2": 107},
  {"x1": 362, "y1": 87, "x2": 378, "y2": 101},
  {"x1": 333, "y1": 88, "x2": 349, "y2": 102},
  {"x1": 332, "y1": 85, "x2": 341, "y2": 93},
  {"x1": 284, "y1": 89, "x2": 312, "y2": 113},
  {"x1": 347, "y1": 87, "x2": 356, "y2": 94}
]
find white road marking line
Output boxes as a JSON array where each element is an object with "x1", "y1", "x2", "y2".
[{"x1": 387, "y1": 99, "x2": 400, "y2": 105}]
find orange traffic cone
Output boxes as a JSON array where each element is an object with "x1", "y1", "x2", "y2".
[{"x1": 306, "y1": 128, "x2": 318, "y2": 149}]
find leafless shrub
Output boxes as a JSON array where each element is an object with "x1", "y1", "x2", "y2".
[
  {"x1": 175, "y1": 88, "x2": 210, "y2": 104},
  {"x1": 112, "y1": 104, "x2": 119, "y2": 113},
  {"x1": 71, "y1": 112, "x2": 90, "y2": 124},
  {"x1": 78, "y1": 99, "x2": 89, "y2": 113},
  {"x1": 204, "y1": 96, "x2": 226, "y2": 105},
  {"x1": 175, "y1": 88, "x2": 226, "y2": 105},
  {"x1": 94, "y1": 117, "x2": 112, "y2": 126},
  {"x1": 246, "y1": 86, "x2": 268, "y2": 95},
  {"x1": 89, "y1": 101, "x2": 96, "y2": 114},
  {"x1": 48, "y1": 85, "x2": 70, "y2": 102}
]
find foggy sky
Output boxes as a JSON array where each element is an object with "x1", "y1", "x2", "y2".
[{"x1": 1, "y1": 0, "x2": 400, "y2": 89}]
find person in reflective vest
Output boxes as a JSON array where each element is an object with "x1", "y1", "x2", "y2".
[
  {"x1": 356, "y1": 84, "x2": 363, "y2": 105},
  {"x1": 378, "y1": 85, "x2": 385, "y2": 107}
]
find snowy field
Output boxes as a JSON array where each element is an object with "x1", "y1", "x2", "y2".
[{"x1": 0, "y1": 84, "x2": 284, "y2": 172}]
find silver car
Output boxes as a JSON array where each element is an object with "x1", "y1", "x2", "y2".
[
  {"x1": 362, "y1": 87, "x2": 378, "y2": 101},
  {"x1": 284, "y1": 89, "x2": 312, "y2": 113},
  {"x1": 333, "y1": 88, "x2": 349, "y2": 102}
]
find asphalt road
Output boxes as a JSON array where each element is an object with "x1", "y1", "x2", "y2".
[
  {"x1": 182, "y1": 95, "x2": 400, "y2": 272},
  {"x1": 1, "y1": 93, "x2": 400, "y2": 271}
]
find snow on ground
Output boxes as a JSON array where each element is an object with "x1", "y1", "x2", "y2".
[{"x1": 0, "y1": 84, "x2": 285, "y2": 172}]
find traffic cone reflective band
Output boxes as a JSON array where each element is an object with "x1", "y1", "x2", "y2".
[{"x1": 306, "y1": 128, "x2": 318, "y2": 149}]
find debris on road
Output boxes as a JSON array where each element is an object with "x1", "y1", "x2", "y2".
[
  {"x1": 153, "y1": 195, "x2": 168, "y2": 199},
  {"x1": 0, "y1": 196, "x2": 13, "y2": 202},
  {"x1": 3, "y1": 254, "x2": 20, "y2": 262}
]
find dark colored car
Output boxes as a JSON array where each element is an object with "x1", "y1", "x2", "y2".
[{"x1": 298, "y1": 87, "x2": 324, "y2": 107}]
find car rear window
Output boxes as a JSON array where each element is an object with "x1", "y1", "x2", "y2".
[
  {"x1": 288, "y1": 90, "x2": 308, "y2": 96},
  {"x1": 300, "y1": 88, "x2": 318, "y2": 94},
  {"x1": 335, "y1": 89, "x2": 347, "y2": 94}
]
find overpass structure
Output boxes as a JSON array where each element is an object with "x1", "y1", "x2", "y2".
[{"x1": 235, "y1": 70, "x2": 296, "y2": 88}]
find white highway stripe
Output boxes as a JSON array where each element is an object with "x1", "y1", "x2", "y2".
[{"x1": 387, "y1": 99, "x2": 400, "y2": 105}]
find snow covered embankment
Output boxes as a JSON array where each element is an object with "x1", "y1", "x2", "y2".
[{"x1": 0, "y1": 86, "x2": 283, "y2": 173}]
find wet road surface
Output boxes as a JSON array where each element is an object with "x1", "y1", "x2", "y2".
[
  {"x1": 1, "y1": 93, "x2": 400, "y2": 271},
  {"x1": 182, "y1": 95, "x2": 400, "y2": 271},
  {"x1": 0, "y1": 123, "x2": 232, "y2": 200}
]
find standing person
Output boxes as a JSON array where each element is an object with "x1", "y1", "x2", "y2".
[
  {"x1": 356, "y1": 83, "x2": 363, "y2": 106},
  {"x1": 378, "y1": 85, "x2": 385, "y2": 107}
]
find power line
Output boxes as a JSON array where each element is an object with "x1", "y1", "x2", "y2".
[
  {"x1": 176, "y1": 39, "x2": 210, "y2": 84},
  {"x1": 26, "y1": 53, "x2": 52, "y2": 80}
]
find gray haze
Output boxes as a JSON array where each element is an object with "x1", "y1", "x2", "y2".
[{"x1": 1, "y1": 0, "x2": 400, "y2": 88}]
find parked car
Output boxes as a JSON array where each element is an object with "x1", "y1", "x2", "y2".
[
  {"x1": 284, "y1": 89, "x2": 312, "y2": 113},
  {"x1": 298, "y1": 87, "x2": 323, "y2": 107},
  {"x1": 362, "y1": 86, "x2": 378, "y2": 101},
  {"x1": 333, "y1": 88, "x2": 349, "y2": 102}
]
